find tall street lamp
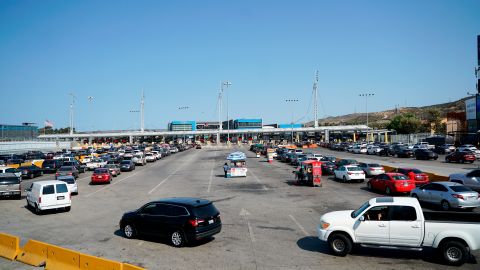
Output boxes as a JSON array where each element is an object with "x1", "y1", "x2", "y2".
[
  {"x1": 222, "y1": 81, "x2": 232, "y2": 141},
  {"x1": 88, "y1": 96, "x2": 94, "y2": 132},
  {"x1": 359, "y1": 93, "x2": 374, "y2": 127},
  {"x1": 286, "y1": 99, "x2": 299, "y2": 144}
]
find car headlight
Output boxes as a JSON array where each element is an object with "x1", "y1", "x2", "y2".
[{"x1": 321, "y1": 221, "x2": 330, "y2": 229}]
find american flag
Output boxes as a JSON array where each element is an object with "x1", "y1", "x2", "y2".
[{"x1": 44, "y1": 120, "x2": 54, "y2": 128}]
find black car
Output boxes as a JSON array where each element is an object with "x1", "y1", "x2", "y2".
[
  {"x1": 17, "y1": 165, "x2": 43, "y2": 179},
  {"x1": 395, "y1": 147, "x2": 414, "y2": 158},
  {"x1": 321, "y1": 162, "x2": 337, "y2": 175},
  {"x1": 119, "y1": 198, "x2": 221, "y2": 247},
  {"x1": 414, "y1": 149, "x2": 438, "y2": 160},
  {"x1": 120, "y1": 160, "x2": 135, "y2": 171},
  {"x1": 41, "y1": 159, "x2": 64, "y2": 173}
]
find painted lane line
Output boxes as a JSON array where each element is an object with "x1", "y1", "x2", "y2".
[
  {"x1": 147, "y1": 151, "x2": 199, "y2": 195},
  {"x1": 207, "y1": 150, "x2": 217, "y2": 193},
  {"x1": 289, "y1": 214, "x2": 309, "y2": 237},
  {"x1": 249, "y1": 170, "x2": 268, "y2": 190},
  {"x1": 240, "y1": 208, "x2": 256, "y2": 243}
]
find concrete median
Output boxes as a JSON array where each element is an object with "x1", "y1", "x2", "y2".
[
  {"x1": 79, "y1": 253, "x2": 122, "y2": 270},
  {"x1": 0, "y1": 233, "x2": 20, "y2": 260},
  {"x1": 16, "y1": 239, "x2": 49, "y2": 266},
  {"x1": 46, "y1": 244, "x2": 80, "y2": 270}
]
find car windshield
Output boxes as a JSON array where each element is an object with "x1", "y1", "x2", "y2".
[
  {"x1": 352, "y1": 201, "x2": 370, "y2": 218},
  {"x1": 193, "y1": 203, "x2": 219, "y2": 218},
  {"x1": 450, "y1": 186, "x2": 472, "y2": 192},
  {"x1": 393, "y1": 175, "x2": 410, "y2": 180}
]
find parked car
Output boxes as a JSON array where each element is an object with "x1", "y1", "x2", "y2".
[
  {"x1": 395, "y1": 147, "x2": 414, "y2": 158},
  {"x1": 57, "y1": 176, "x2": 78, "y2": 195},
  {"x1": 336, "y1": 159, "x2": 358, "y2": 167},
  {"x1": 291, "y1": 154, "x2": 307, "y2": 166},
  {"x1": 119, "y1": 197, "x2": 222, "y2": 247},
  {"x1": 411, "y1": 182, "x2": 480, "y2": 211},
  {"x1": 41, "y1": 159, "x2": 64, "y2": 173},
  {"x1": 316, "y1": 197, "x2": 480, "y2": 266},
  {"x1": 105, "y1": 164, "x2": 121, "y2": 177},
  {"x1": 445, "y1": 150, "x2": 476, "y2": 163},
  {"x1": 367, "y1": 173, "x2": 415, "y2": 195},
  {"x1": 352, "y1": 145, "x2": 367, "y2": 154},
  {"x1": 334, "y1": 165, "x2": 365, "y2": 183},
  {"x1": 55, "y1": 166, "x2": 79, "y2": 179},
  {"x1": 357, "y1": 163, "x2": 385, "y2": 177},
  {"x1": 0, "y1": 166, "x2": 22, "y2": 178},
  {"x1": 434, "y1": 144, "x2": 456, "y2": 154},
  {"x1": 414, "y1": 149, "x2": 438, "y2": 160},
  {"x1": 321, "y1": 162, "x2": 337, "y2": 175},
  {"x1": 133, "y1": 154, "x2": 147, "y2": 166},
  {"x1": 91, "y1": 168, "x2": 112, "y2": 184},
  {"x1": 86, "y1": 158, "x2": 107, "y2": 170},
  {"x1": 366, "y1": 146, "x2": 381, "y2": 155},
  {"x1": 62, "y1": 160, "x2": 86, "y2": 173},
  {"x1": 145, "y1": 153, "x2": 156, "y2": 163},
  {"x1": 150, "y1": 151, "x2": 162, "y2": 160},
  {"x1": 0, "y1": 173, "x2": 22, "y2": 199},
  {"x1": 321, "y1": 156, "x2": 336, "y2": 163},
  {"x1": 457, "y1": 144, "x2": 480, "y2": 159},
  {"x1": 449, "y1": 169, "x2": 480, "y2": 191},
  {"x1": 393, "y1": 168, "x2": 430, "y2": 186},
  {"x1": 26, "y1": 180, "x2": 71, "y2": 214},
  {"x1": 120, "y1": 160, "x2": 135, "y2": 172},
  {"x1": 17, "y1": 165, "x2": 43, "y2": 179}
]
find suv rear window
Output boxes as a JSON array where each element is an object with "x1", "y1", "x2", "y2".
[
  {"x1": 192, "y1": 203, "x2": 218, "y2": 218},
  {"x1": 0, "y1": 177, "x2": 20, "y2": 185}
]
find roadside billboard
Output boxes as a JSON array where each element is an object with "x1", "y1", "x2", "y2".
[{"x1": 466, "y1": 97, "x2": 476, "y2": 120}]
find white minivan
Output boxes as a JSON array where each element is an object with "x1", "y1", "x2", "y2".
[{"x1": 26, "y1": 180, "x2": 71, "y2": 214}]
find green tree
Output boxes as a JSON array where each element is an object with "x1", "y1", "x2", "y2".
[
  {"x1": 386, "y1": 113, "x2": 422, "y2": 134},
  {"x1": 426, "y1": 108, "x2": 443, "y2": 134}
]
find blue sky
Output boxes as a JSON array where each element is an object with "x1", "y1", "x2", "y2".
[{"x1": 0, "y1": 0, "x2": 479, "y2": 131}]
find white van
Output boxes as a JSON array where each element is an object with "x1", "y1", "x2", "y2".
[{"x1": 26, "y1": 180, "x2": 71, "y2": 214}]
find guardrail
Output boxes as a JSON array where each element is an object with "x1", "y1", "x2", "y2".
[{"x1": 0, "y1": 233, "x2": 145, "y2": 270}]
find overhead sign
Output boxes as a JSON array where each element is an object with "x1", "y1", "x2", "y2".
[{"x1": 466, "y1": 97, "x2": 476, "y2": 120}]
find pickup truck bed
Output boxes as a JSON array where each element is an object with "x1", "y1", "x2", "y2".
[{"x1": 423, "y1": 210, "x2": 480, "y2": 222}]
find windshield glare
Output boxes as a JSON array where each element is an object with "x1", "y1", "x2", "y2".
[{"x1": 352, "y1": 202, "x2": 370, "y2": 218}]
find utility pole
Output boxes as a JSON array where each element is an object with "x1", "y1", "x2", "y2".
[
  {"x1": 69, "y1": 93, "x2": 76, "y2": 135},
  {"x1": 359, "y1": 93, "x2": 374, "y2": 127},
  {"x1": 88, "y1": 96, "x2": 94, "y2": 132},
  {"x1": 140, "y1": 89, "x2": 145, "y2": 133},
  {"x1": 313, "y1": 71, "x2": 319, "y2": 128},
  {"x1": 217, "y1": 90, "x2": 222, "y2": 145},
  {"x1": 223, "y1": 81, "x2": 232, "y2": 141}
]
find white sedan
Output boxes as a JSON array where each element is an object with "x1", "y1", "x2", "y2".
[
  {"x1": 334, "y1": 165, "x2": 366, "y2": 183},
  {"x1": 145, "y1": 153, "x2": 156, "y2": 162},
  {"x1": 86, "y1": 158, "x2": 107, "y2": 170}
]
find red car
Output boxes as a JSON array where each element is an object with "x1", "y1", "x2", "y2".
[
  {"x1": 367, "y1": 173, "x2": 416, "y2": 195},
  {"x1": 90, "y1": 168, "x2": 112, "y2": 184},
  {"x1": 445, "y1": 151, "x2": 476, "y2": 163},
  {"x1": 394, "y1": 168, "x2": 430, "y2": 186}
]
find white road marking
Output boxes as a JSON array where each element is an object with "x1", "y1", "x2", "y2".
[
  {"x1": 207, "y1": 150, "x2": 217, "y2": 193},
  {"x1": 240, "y1": 208, "x2": 255, "y2": 243},
  {"x1": 289, "y1": 214, "x2": 309, "y2": 236},
  {"x1": 147, "y1": 151, "x2": 199, "y2": 195},
  {"x1": 249, "y1": 170, "x2": 268, "y2": 190}
]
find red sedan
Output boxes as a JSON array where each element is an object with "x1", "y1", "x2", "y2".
[
  {"x1": 367, "y1": 173, "x2": 416, "y2": 195},
  {"x1": 445, "y1": 151, "x2": 476, "y2": 163},
  {"x1": 91, "y1": 168, "x2": 112, "y2": 184},
  {"x1": 394, "y1": 168, "x2": 430, "y2": 186}
]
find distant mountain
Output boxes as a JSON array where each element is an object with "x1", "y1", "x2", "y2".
[{"x1": 305, "y1": 97, "x2": 469, "y2": 128}]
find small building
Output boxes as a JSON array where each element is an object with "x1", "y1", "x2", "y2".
[
  {"x1": 168, "y1": 121, "x2": 196, "y2": 131},
  {"x1": 224, "y1": 118, "x2": 262, "y2": 130},
  {"x1": 0, "y1": 124, "x2": 38, "y2": 140}
]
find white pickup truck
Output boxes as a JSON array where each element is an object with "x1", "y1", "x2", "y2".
[{"x1": 317, "y1": 197, "x2": 480, "y2": 265}]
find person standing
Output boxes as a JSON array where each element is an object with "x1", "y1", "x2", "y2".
[{"x1": 223, "y1": 162, "x2": 229, "y2": 178}]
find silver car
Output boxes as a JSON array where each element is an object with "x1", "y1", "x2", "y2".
[
  {"x1": 0, "y1": 173, "x2": 22, "y2": 199},
  {"x1": 57, "y1": 176, "x2": 78, "y2": 195},
  {"x1": 105, "y1": 164, "x2": 121, "y2": 177},
  {"x1": 358, "y1": 163, "x2": 385, "y2": 177},
  {"x1": 411, "y1": 182, "x2": 480, "y2": 211}
]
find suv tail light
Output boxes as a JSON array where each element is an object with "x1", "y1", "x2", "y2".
[
  {"x1": 452, "y1": 194, "x2": 465, "y2": 200},
  {"x1": 188, "y1": 218, "x2": 205, "y2": 227},
  {"x1": 39, "y1": 197, "x2": 41, "y2": 203}
]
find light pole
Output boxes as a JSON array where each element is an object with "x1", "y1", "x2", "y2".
[
  {"x1": 222, "y1": 81, "x2": 232, "y2": 141},
  {"x1": 178, "y1": 106, "x2": 190, "y2": 143},
  {"x1": 129, "y1": 110, "x2": 139, "y2": 131},
  {"x1": 359, "y1": 93, "x2": 374, "y2": 127},
  {"x1": 88, "y1": 96, "x2": 94, "y2": 132},
  {"x1": 285, "y1": 99, "x2": 299, "y2": 144},
  {"x1": 69, "y1": 93, "x2": 76, "y2": 135}
]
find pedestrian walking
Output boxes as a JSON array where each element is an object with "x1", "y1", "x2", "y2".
[{"x1": 223, "y1": 162, "x2": 229, "y2": 178}]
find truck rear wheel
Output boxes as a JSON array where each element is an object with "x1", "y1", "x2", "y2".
[
  {"x1": 328, "y1": 233, "x2": 352, "y2": 257},
  {"x1": 440, "y1": 240, "x2": 468, "y2": 266}
]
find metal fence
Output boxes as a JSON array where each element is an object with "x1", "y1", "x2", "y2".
[{"x1": 389, "y1": 133, "x2": 433, "y2": 144}]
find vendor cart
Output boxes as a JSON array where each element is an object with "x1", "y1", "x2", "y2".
[{"x1": 294, "y1": 160, "x2": 322, "y2": 187}]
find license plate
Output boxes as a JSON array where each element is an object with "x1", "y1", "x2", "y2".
[
  {"x1": 208, "y1": 219, "x2": 214, "y2": 224},
  {"x1": 57, "y1": 196, "x2": 65, "y2": 200}
]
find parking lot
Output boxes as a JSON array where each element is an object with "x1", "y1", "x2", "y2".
[{"x1": 1, "y1": 146, "x2": 479, "y2": 270}]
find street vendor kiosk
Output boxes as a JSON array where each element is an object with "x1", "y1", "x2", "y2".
[
  {"x1": 227, "y1": 152, "x2": 248, "y2": 177},
  {"x1": 294, "y1": 160, "x2": 322, "y2": 187}
]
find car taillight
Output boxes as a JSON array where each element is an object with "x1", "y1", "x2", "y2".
[
  {"x1": 347, "y1": 172, "x2": 353, "y2": 175},
  {"x1": 38, "y1": 197, "x2": 41, "y2": 203},
  {"x1": 188, "y1": 218, "x2": 205, "y2": 227},
  {"x1": 68, "y1": 173, "x2": 72, "y2": 175},
  {"x1": 452, "y1": 194, "x2": 465, "y2": 200}
]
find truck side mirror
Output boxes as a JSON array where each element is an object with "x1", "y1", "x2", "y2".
[{"x1": 359, "y1": 216, "x2": 365, "y2": 222}]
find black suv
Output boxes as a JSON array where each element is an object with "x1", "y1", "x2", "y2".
[
  {"x1": 119, "y1": 198, "x2": 221, "y2": 247},
  {"x1": 42, "y1": 159, "x2": 64, "y2": 173}
]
